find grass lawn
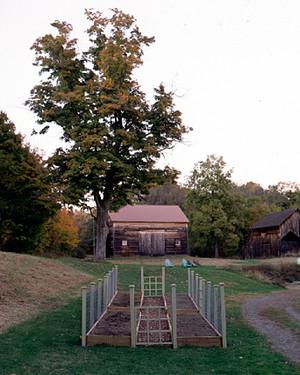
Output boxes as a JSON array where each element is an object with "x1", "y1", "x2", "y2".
[{"x1": 0, "y1": 257, "x2": 299, "y2": 374}]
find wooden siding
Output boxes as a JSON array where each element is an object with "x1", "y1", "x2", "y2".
[
  {"x1": 108, "y1": 222, "x2": 188, "y2": 257},
  {"x1": 243, "y1": 228, "x2": 281, "y2": 258},
  {"x1": 242, "y1": 210, "x2": 300, "y2": 258},
  {"x1": 279, "y1": 211, "x2": 300, "y2": 238}
]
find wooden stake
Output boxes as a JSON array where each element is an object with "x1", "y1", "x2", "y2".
[
  {"x1": 199, "y1": 277, "x2": 203, "y2": 315},
  {"x1": 220, "y1": 282, "x2": 227, "y2": 348},
  {"x1": 90, "y1": 282, "x2": 96, "y2": 327},
  {"x1": 130, "y1": 285, "x2": 136, "y2": 348},
  {"x1": 141, "y1": 267, "x2": 144, "y2": 295},
  {"x1": 97, "y1": 279, "x2": 102, "y2": 317},
  {"x1": 162, "y1": 267, "x2": 165, "y2": 295},
  {"x1": 171, "y1": 284, "x2": 177, "y2": 349},
  {"x1": 81, "y1": 286, "x2": 87, "y2": 347}
]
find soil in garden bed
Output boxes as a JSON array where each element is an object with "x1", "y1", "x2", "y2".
[
  {"x1": 90, "y1": 311, "x2": 131, "y2": 336},
  {"x1": 142, "y1": 297, "x2": 165, "y2": 306},
  {"x1": 89, "y1": 294, "x2": 218, "y2": 340},
  {"x1": 164, "y1": 293, "x2": 196, "y2": 310},
  {"x1": 177, "y1": 314, "x2": 219, "y2": 337},
  {"x1": 109, "y1": 291, "x2": 142, "y2": 308}
]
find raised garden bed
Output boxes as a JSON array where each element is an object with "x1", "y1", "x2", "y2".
[
  {"x1": 86, "y1": 292, "x2": 221, "y2": 347},
  {"x1": 164, "y1": 293, "x2": 197, "y2": 313},
  {"x1": 108, "y1": 291, "x2": 142, "y2": 311},
  {"x1": 87, "y1": 311, "x2": 131, "y2": 346}
]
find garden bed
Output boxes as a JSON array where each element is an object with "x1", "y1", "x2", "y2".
[
  {"x1": 164, "y1": 293, "x2": 197, "y2": 313},
  {"x1": 86, "y1": 292, "x2": 221, "y2": 347},
  {"x1": 108, "y1": 291, "x2": 142, "y2": 311}
]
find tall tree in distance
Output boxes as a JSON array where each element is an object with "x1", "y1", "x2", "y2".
[
  {"x1": 26, "y1": 9, "x2": 190, "y2": 261},
  {"x1": 186, "y1": 155, "x2": 241, "y2": 257}
]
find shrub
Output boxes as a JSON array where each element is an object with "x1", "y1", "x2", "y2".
[
  {"x1": 36, "y1": 209, "x2": 79, "y2": 256},
  {"x1": 238, "y1": 263, "x2": 300, "y2": 287}
]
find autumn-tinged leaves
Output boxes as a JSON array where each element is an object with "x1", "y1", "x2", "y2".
[{"x1": 26, "y1": 8, "x2": 189, "y2": 260}]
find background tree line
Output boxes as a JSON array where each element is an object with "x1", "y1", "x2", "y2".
[{"x1": 1, "y1": 113, "x2": 299, "y2": 258}]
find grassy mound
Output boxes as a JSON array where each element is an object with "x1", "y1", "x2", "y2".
[{"x1": 0, "y1": 251, "x2": 92, "y2": 333}]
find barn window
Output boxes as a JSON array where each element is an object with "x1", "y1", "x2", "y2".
[
  {"x1": 122, "y1": 240, "x2": 128, "y2": 246},
  {"x1": 175, "y1": 239, "x2": 181, "y2": 247}
]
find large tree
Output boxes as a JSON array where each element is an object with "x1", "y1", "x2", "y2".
[
  {"x1": 0, "y1": 112, "x2": 58, "y2": 252},
  {"x1": 186, "y1": 155, "x2": 242, "y2": 257},
  {"x1": 26, "y1": 9, "x2": 189, "y2": 261}
]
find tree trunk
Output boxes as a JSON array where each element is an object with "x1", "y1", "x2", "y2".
[
  {"x1": 94, "y1": 193, "x2": 110, "y2": 262},
  {"x1": 214, "y1": 238, "x2": 219, "y2": 258}
]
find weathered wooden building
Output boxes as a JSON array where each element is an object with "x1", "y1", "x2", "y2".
[
  {"x1": 242, "y1": 208, "x2": 300, "y2": 258},
  {"x1": 107, "y1": 205, "x2": 189, "y2": 257}
]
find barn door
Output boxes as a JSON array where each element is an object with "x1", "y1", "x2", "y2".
[
  {"x1": 139, "y1": 232, "x2": 166, "y2": 256},
  {"x1": 139, "y1": 232, "x2": 152, "y2": 256},
  {"x1": 152, "y1": 232, "x2": 165, "y2": 256}
]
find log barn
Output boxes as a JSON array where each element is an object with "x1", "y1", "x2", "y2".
[
  {"x1": 242, "y1": 208, "x2": 300, "y2": 258},
  {"x1": 107, "y1": 205, "x2": 189, "y2": 257}
]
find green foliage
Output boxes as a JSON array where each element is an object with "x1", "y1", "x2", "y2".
[
  {"x1": 266, "y1": 182, "x2": 300, "y2": 210},
  {"x1": 0, "y1": 112, "x2": 59, "y2": 253},
  {"x1": 234, "y1": 181, "x2": 300, "y2": 212},
  {"x1": 26, "y1": 9, "x2": 190, "y2": 261},
  {"x1": 186, "y1": 155, "x2": 243, "y2": 257}
]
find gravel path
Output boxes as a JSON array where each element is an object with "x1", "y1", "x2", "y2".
[{"x1": 242, "y1": 288, "x2": 300, "y2": 364}]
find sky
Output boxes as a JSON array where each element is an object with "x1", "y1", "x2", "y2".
[{"x1": 1, "y1": 0, "x2": 300, "y2": 188}]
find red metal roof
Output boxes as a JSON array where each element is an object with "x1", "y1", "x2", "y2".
[{"x1": 109, "y1": 205, "x2": 189, "y2": 223}]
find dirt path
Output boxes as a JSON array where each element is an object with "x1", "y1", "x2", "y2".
[{"x1": 242, "y1": 287, "x2": 300, "y2": 365}]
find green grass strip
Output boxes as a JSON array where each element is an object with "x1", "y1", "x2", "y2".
[{"x1": 261, "y1": 307, "x2": 300, "y2": 337}]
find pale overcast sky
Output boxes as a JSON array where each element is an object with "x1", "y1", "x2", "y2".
[{"x1": 1, "y1": 0, "x2": 299, "y2": 188}]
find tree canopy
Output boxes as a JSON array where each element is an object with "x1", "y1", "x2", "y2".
[
  {"x1": 186, "y1": 155, "x2": 243, "y2": 257},
  {"x1": 0, "y1": 112, "x2": 58, "y2": 252},
  {"x1": 26, "y1": 9, "x2": 190, "y2": 261}
]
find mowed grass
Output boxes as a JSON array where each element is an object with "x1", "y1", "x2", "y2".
[{"x1": 0, "y1": 257, "x2": 299, "y2": 375}]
